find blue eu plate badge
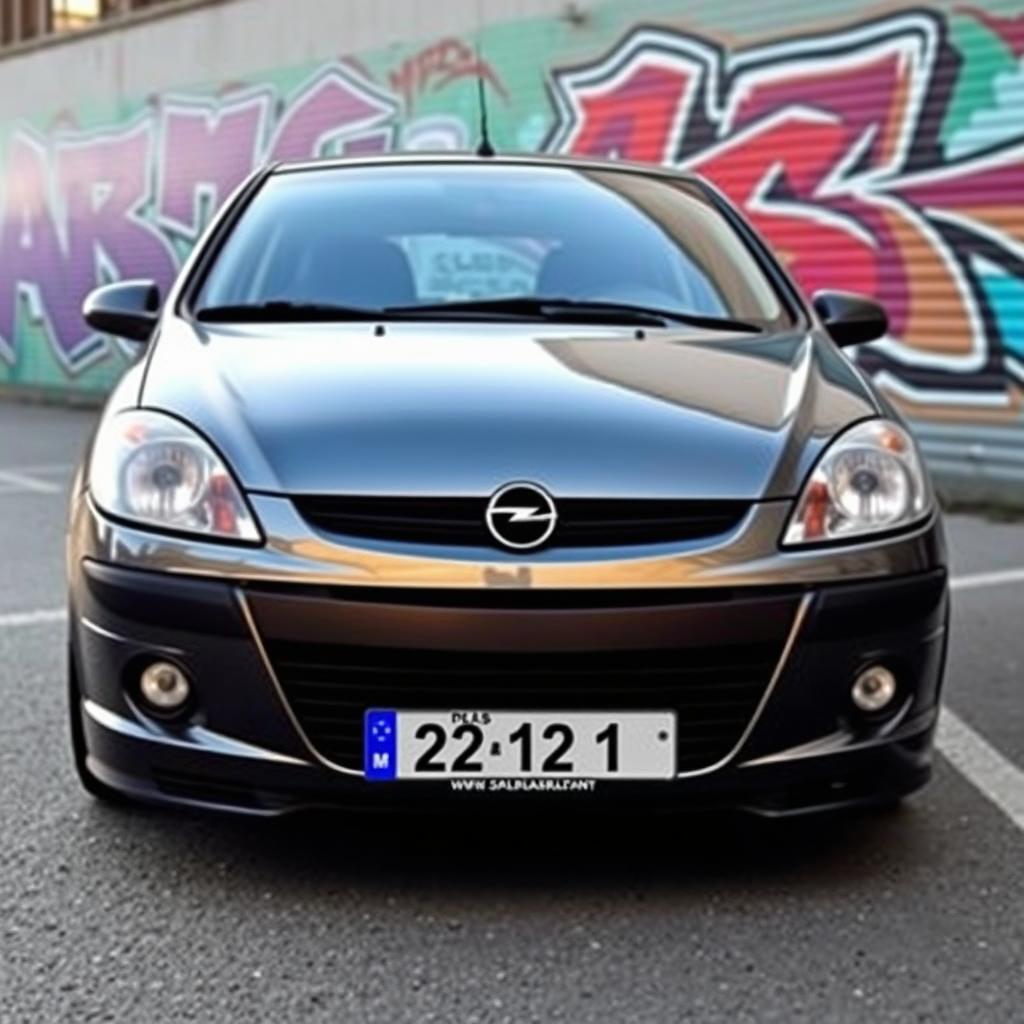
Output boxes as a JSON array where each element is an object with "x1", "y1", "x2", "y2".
[{"x1": 364, "y1": 709, "x2": 397, "y2": 780}]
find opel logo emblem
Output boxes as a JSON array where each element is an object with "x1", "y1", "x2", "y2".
[{"x1": 485, "y1": 482, "x2": 558, "y2": 550}]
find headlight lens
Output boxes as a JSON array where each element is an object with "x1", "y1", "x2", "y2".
[
  {"x1": 783, "y1": 419, "x2": 930, "y2": 546},
  {"x1": 90, "y1": 410, "x2": 261, "y2": 542}
]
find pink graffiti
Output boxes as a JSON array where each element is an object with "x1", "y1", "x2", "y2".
[
  {"x1": 158, "y1": 89, "x2": 272, "y2": 238},
  {"x1": 0, "y1": 133, "x2": 65, "y2": 366},
  {"x1": 0, "y1": 63, "x2": 397, "y2": 369},
  {"x1": 268, "y1": 66, "x2": 395, "y2": 161}
]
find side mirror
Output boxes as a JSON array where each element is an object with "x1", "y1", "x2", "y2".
[
  {"x1": 812, "y1": 290, "x2": 888, "y2": 347},
  {"x1": 83, "y1": 280, "x2": 160, "y2": 343}
]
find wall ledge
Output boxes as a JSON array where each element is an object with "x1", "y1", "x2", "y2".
[{"x1": 0, "y1": 0, "x2": 241, "y2": 62}]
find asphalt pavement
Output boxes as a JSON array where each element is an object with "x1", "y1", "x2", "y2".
[{"x1": 2, "y1": 399, "x2": 1024, "y2": 1023}]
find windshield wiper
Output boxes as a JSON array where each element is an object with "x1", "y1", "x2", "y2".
[
  {"x1": 384, "y1": 296, "x2": 763, "y2": 332},
  {"x1": 195, "y1": 300, "x2": 382, "y2": 323},
  {"x1": 195, "y1": 296, "x2": 764, "y2": 333}
]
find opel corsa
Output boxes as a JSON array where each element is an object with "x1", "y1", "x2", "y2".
[{"x1": 68, "y1": 155, "x2": 949, "y2": 816}]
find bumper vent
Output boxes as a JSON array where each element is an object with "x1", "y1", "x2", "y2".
[
  {"x1": 266, "y1": 640, "x2": 780, "y2": 775},
  {"x1": 292, "y1": 495, "x2": 750, "y2": 549}
]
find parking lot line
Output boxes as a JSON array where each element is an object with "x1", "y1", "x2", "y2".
[
  {"x1": 0, "y1": 608, "x2": 66, "y2": 629},
  {"x1": 938, "y1": 709, "x2": 1024, "y2": 832},
  {"x1": 0, "y1": 469, "x2": 61, "y2": 494},
  {"x1": 950, "y1": 567, "x2": 1024, "y2": 593},
  {"x1": 0, "y1": 462, "x2": 72, "y2": 474}
]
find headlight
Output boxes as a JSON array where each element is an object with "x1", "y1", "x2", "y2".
[
  {"x1": 90, "y1": 410, "x2": 261, "y2": 542},
  {"x1": 783, "y1": 419, "x2": 931, "y2": 546}
]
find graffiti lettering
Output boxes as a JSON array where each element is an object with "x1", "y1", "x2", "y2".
[
  {"x1": 268, "y1": 65, "x2": 397, "y2": 161},
  {"x1": 54, "y1": 119, "x2": 179, "y2": 363},
  {"x1": 0, "y1": 132, "x2": 67, "y2": 367},
  {"x1": 1, "y1": 11, "x2": 1022, "y2": 414},
  {"x1": 0, "y1": 63, "x2": 394, "y2": 369},
  {"x1": 158, "y1": 88, "x2": 272, "y2": 240},
  {"x1": 547, "y1": 13, "x2": 1024, "y2": 407}
]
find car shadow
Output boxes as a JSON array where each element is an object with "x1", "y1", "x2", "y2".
[{"x1": 94, "y1": 797, "x2": 933, "y2": 898}]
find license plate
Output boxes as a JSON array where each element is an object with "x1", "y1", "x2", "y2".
[{"x1": 363, "y1": 710, "x2": 676, "y2": 781}]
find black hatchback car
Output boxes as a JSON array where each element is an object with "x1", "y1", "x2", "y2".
[{"x1": 68, "y1": 155, "x2": 948, "y2": 816}]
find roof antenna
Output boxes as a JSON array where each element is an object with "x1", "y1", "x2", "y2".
[{"x1": 475, "y1": 57, "x2": 496, "y2": 157}]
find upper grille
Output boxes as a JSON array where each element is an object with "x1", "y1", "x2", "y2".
[
  {"x1": 292, "y1": 495, "x2": 750, "y2": 549},
  {"x1": 267, "y1": 639, "x2": 780, "y2": 775}
]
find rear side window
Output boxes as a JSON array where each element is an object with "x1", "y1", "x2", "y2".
[{"x1": 194, "y1": 163, "x2": 788, "y2": 327}]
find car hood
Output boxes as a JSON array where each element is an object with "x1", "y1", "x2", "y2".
[{"x1": 140, "y1": 320, "x2": 878, "y2": 499}]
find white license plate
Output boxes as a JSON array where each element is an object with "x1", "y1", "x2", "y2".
[{"x1": 363, "y1": 710, "x2": 676, "y2": 781}]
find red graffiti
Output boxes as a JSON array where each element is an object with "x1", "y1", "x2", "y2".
[
  {"x1": 388, "y1": 38, "x2": 507, "y2": 112},
  {"x1": 3, "y1": 10, "x2": 1022, "y2": 408},
  {"x1": 686, "y1": 34, "x2": 952, "y2": 350},
  {"x1": 547, "y1": 14, "x2": 1024, "y2": 406},
  {"x1": 958, "y1": 7, "x2": 1024, "y2": 57}
]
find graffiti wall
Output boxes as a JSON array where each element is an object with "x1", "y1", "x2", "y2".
[{"x1": 1, "y1": 1, "x2": 1022, "y2": 495}]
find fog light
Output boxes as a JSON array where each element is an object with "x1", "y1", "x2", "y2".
[
  {"x1": 851, "y1": 665, "x2": 897, "y2": 713},
  {"x1": 139, "y1": 661, "x2": 191, "y2": 712}
]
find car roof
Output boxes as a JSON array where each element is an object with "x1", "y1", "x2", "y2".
[{"x1": 271, "y1": 151, "x2": 708, "y2": 186}]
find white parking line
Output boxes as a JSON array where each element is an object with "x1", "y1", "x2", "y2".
[
  {"x1": 938, "y1": 710, "x2": 1024, "y2": 831},
  {"x1": 0, "y1": 469, "x2": 61, "y2": 494},
  {"x1": 0, "y1": 462, "x2": 72, "y2": 475},
  {"x1": 0, "y1": 608, "x2": 66, "y2": 629},
  {"x1": 950, "y1": 567, "x2": 1024, "y2": 593}
]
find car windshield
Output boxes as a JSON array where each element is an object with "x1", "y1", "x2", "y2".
[{"x1": 194, "y1": 162, "x2": 789, "y2": 329}]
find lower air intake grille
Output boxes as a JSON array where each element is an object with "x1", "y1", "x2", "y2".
[{"x1": 266, "y1": 640, "x2": 780, "y2": 775}]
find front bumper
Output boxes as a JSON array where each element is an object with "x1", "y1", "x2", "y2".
[{"x1": 69, "y1": 499, "x2": 949, "y2": 816}]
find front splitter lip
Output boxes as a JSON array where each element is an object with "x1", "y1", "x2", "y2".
[
  {"x1": 80, "y1": 699, "x2": 937, "y2": 819},
  {"x1": 74, "y1": 490, "x2": 944, "y2": 592},
  {"x1": 79, "y1": 692, "x2": 937, "y2": 811}
]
